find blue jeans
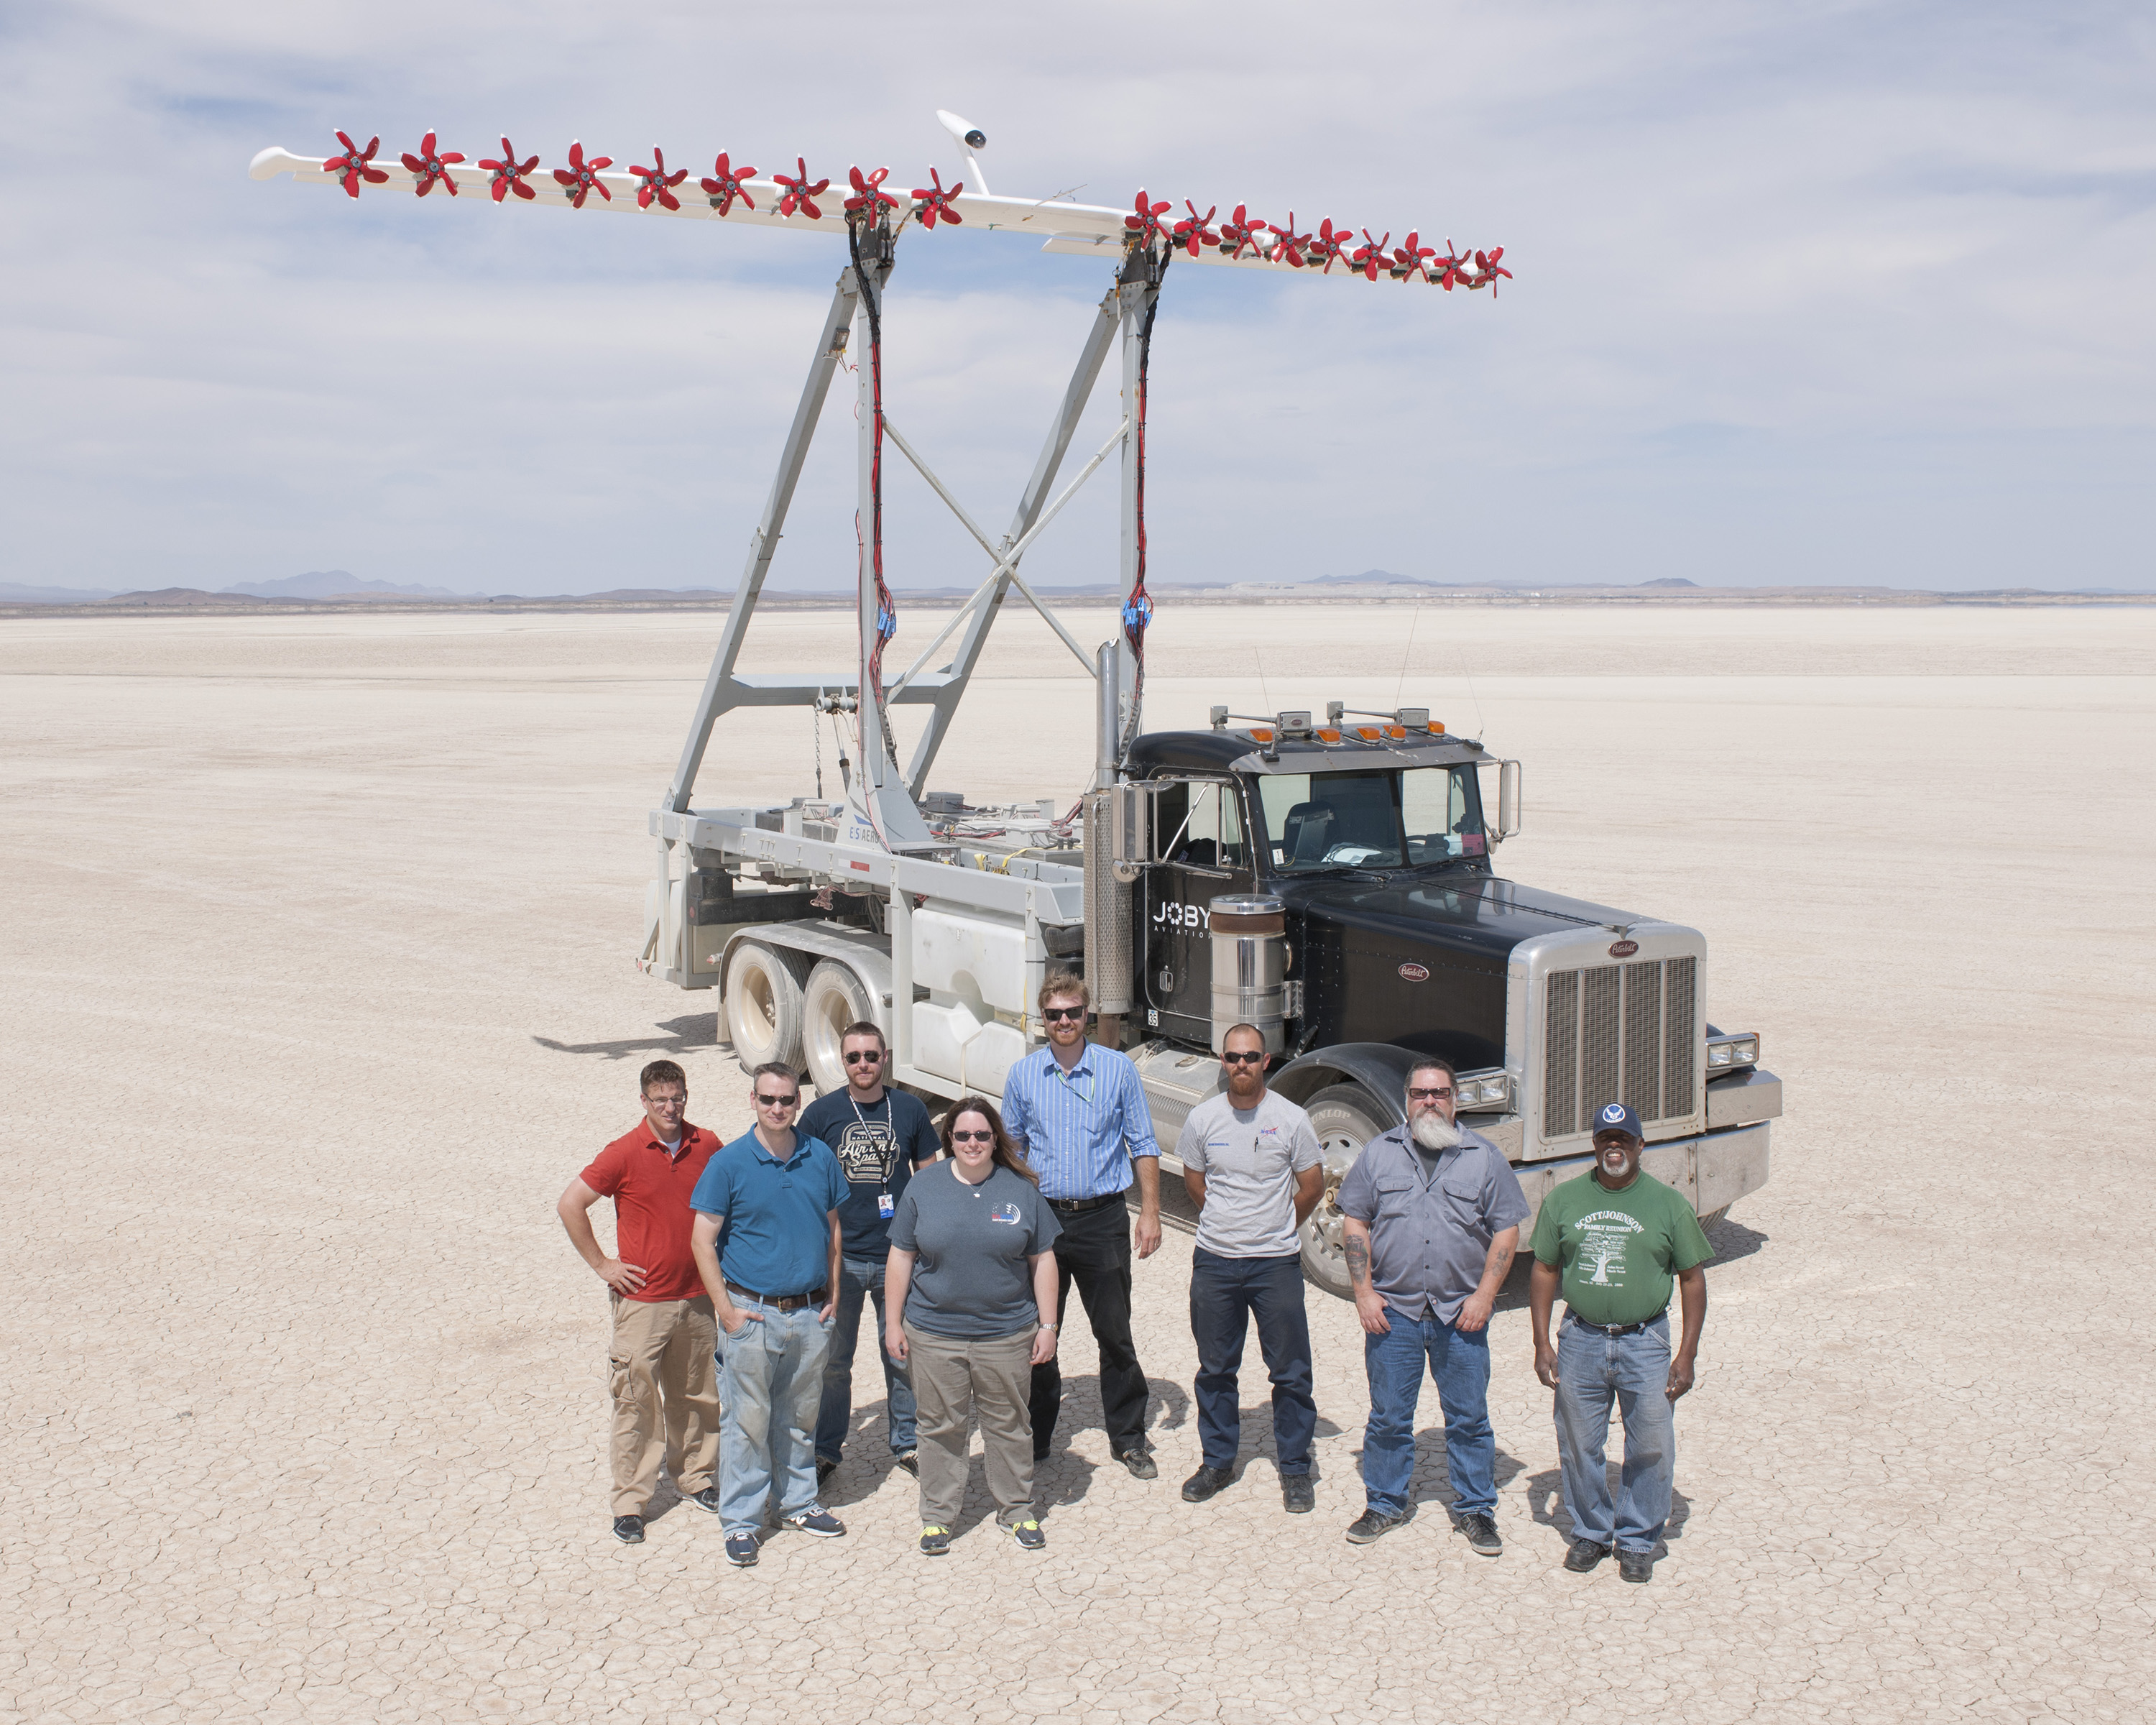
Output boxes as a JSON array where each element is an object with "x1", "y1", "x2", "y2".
[
  {"x1": 717, "y1": 1300, "x2": 832, "y2": 1537},
  {"x1": 1360, "y1": 1307, "x2": 1493, "y2": 1519},
  {"x1": 1189, "y1": 1248, "x2": 1316, "y2": 1473},
  {"x1": 815, "y1": 1255, "x2": 918, "y2": 1463},
  {"x1": 1554, "y1": 1312, "x2": 1677, "y2": 1553}
]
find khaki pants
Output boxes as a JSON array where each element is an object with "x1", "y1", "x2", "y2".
[
  {"x1": 905, "y1": 1322, "x2": 1036, "y2": 1529},
  {"x1": 609, "y1": 1293, "x2": 720, "y2": 1516}
]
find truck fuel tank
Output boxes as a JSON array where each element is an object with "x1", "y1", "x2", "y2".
[{"x1": 1210, "y1": 893, "x2": 1288, "y2": 1054}]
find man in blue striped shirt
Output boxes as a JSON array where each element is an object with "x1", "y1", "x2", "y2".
[{"x1": 1000, "y1": 969, "x2": 1164, "y2": 1478}]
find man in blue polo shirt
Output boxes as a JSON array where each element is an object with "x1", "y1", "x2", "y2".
[
  {"x1": 1000, "y1": 970, "x2": 1164, "y2": 1478},
  {"x1": 689, "y1": 1062, "x2": 849, "y2": 1568}
]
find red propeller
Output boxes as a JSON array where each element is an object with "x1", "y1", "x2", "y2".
[
  {"x1": 1308, "y1": 218, "x2": 1355, "y2": 274},
  {"x1": 699, "y1": 152, "x2": 756, "y2": 216},
  {"x1": 1173, "y1": 201, "x2": 1220, "y2": 258},
  {"x1": 553, "y1": 140, "x2": 612, "y2": 208},
  {"x1": 911, "y1": 167, "x2": 964, "y2": 228},
  {"x1": 1265, "y1": 213, "x2": 1312, "y2": 267},
  {"x1": 1391, "y1": 231, "x2": 1437, "y2": 282},
  {"x1": 323, "y1": 131, "x2": 388, "y2": 198},
  {"x1": 1470, "y1": 247, "x2": 1512, "y2": 293},
  {"x1": 630, "y1": 147, "x2": 688, "y2": 211},
  {"x1": 1434, "y1": 239, "x2": 1470, "y2": 290},
  {"x1": 1218, "y1": 203, "x2": 1267, "y2": 260},
  {"x1": 399, "y1": 132, "x2": 464, "y2": 198},
  {"x1": 1125, "y1": 190, "x2": 1173, "y2": 248},
  {"x1": 844, "y1": 165, "x2": 898, "y2": 218},
  {"x1": 1351, "y1": 229, "x2": 1393, "y2": 282},
  {"x1": 773, "y1": 157, "x2": 831, "y2": 219},
  {"x1": 478, "y1": 138, "x2": 539, "y2": 203}
]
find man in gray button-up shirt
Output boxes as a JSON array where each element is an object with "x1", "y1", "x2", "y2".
[{"x1": 1336, "y1": 1057, "x2": 1529, "y2": 1554}]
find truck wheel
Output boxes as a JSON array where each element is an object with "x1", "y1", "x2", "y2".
[
  {"x1": 1297, "y1": 1083, "x2": 1390, "y2": 1302},
  {"x1": 802, "y1": 961, "x2": 875, "y2": 1095},
  {"x1": 724, "y1": 942, "x2": 805, "y2": 1077},
  {"x1": 1699, "y1": 1206, "x2": 1729, "y2": 1228}
]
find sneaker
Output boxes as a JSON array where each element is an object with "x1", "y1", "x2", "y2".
[
  {"x1": 816, "y1": 1456, "x2": 839, "y2": 1490},
  {"x1": 786, "y1": 1506, "x2": 847, "y2": 1539},
  {"x1": 683, "y1": 1486, "x2": 722, "y2": 1516},
  {"x1": 1114, "y1": 1447, "x2": 1159, "y2": 1481},
  {"x1": 918, "y1": 1524, "x2": 953, "y2": 1557},
  {"x1": 1565, "y1": 1538, "x2": 1613, "y2": 1573},
  {"x1": 612, "y1": 1515, "x2": 645, "y2": 1545},
  {"x1": 1455, "y1": 1512, "x2": 1503, "y2": 1557},
  {"x1": 1618, "y1": 1549, "x2": 1655, "y2": 1584},
  {"x1": 1281, "y1": 1473, "x2": 1316, "y2": 1515},
  {"x1": 1181, "y1": 1464, "x2": 1234, "y2": 1504},
  {"x1": 1004, "y1": 1517, "x2": 1046, "y2": 1551},
  {"x1": 894, "y1": 1450, "x2": 919, "y2": 1478},
  {"x1": 1345, "y1": 1507, "x2": 1406, "y2": 1545},
  {"x1": 723, "y1": 1532, "x2": 759, "y2": 1567}
]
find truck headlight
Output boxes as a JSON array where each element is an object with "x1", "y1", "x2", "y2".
[
  {"x1": 1707, "y1": 1033, "x2": 1759, "y2": 1070},
  {"x1": 1455, "y1": 1068, "x2": 1513, "y2": 1110}
]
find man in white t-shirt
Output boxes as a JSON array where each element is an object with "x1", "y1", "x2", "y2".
[{"x1": 1174, "y1": 1023, "x2": 1327, "y2": 1513}]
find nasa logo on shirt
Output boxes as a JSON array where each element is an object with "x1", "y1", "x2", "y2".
[{"x1": 990, "y1": 1202, "x2": 1023, "y2": 1225}]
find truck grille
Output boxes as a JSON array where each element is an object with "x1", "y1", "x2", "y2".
[{"x1": 1542, "y1": 955, "x2": 1697, "y2": 1138}]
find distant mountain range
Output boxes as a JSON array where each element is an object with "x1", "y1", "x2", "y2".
[{"x1": 221, "y1": 570, "x2": 465, "y2": 600}]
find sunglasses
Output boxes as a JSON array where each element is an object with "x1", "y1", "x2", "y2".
[
  {"x1": 843, "y1": 1049, "x2": 885, "y2": 1064},
  {"x1": 1220, "y1": 1051, "x2": 1266, "y2": 1065},
  {"x1": 1041, "y1": 1007, "x2": 1087, "y2": 1024},
  {"x1": 755, "y1": 1092, "x2": 800, "y2": 1108},
  {"x1": 950, "y1": 1129, "x2": 995, "y2": 1144},
  {"x1": 1407, "y1": 1086, "x2": 1455, "y2": 1101}
]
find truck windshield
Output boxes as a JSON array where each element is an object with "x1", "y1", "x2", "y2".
[{"x1": 1255, "y1": 765, "x2": 1488, "y2": 873}]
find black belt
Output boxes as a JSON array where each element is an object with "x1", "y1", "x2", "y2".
[
  {"x1": 1567, "y1": 1310, "x2": 1667, "y2": 1337},
  {"x1": 724, "y1": 1281, "x2": 828, "y2": 1312},
  {"x1": 1046, "y1": 1192, "x2": 1124, "y2": 1213}
]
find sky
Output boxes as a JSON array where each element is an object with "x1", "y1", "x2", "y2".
[{"x1": 1, "y1": 1, "x2": 2151, "y2": 597}]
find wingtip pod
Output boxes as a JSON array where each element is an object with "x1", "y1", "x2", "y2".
[{"x1": 249, "y1": 146, "x2": 308, "y2": 181}]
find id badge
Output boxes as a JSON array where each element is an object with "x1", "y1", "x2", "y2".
[{"x1": 877, "y1": 1192, "x2": 895, "y2": 1219}]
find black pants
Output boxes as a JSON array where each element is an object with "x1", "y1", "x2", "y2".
[{"x1": 1030, "y1": 1199, "x2": 1148, "y2": 1455}]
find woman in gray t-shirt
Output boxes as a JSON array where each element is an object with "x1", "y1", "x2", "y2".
[{"x1": 886, "y1": 1096, "x2": 1061, "y2": 1554}]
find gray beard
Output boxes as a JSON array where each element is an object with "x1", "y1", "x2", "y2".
[{"x1": 1411, "y1": 1112, "x2": 1461, "y2": 1151}]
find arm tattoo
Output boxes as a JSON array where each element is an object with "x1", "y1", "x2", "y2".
[
  {"x1": 1492, "y1": 1241, "x2": 1514, "y2": 1278},
  {"x1": 1345, "y1": 1236, "x2": 1370, "y2": 1287}
]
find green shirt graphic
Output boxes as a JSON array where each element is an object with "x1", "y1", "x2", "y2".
[{"x1": 1529, "y1": 1171, "x2": 1713, "y2": 1328}]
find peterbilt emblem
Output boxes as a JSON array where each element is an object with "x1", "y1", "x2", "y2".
[
  {"x1": 1608, "y1": 939, "x2": 1639, "y2": 958},
  {"x1": 1397, "y1": 962, "x2": 1430, "y2": 982}
]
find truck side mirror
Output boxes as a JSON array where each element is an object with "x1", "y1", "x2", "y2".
[
  {"x1": 1496, "y1": 759, "x2": 1523, "y2": 841},
  {"x1": 1110, "y1": 783, "x2": 1149, "y2": 883}
]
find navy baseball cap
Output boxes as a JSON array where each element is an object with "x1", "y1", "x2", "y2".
[{"x1": 1591, "y1": 1102, "x2": 1643, "y2": 1140}]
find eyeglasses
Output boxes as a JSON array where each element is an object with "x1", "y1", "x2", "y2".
[
  {"x1": 1041, "y1": 1007, "x2": 1086, "y2": 1024},
  {"x1": 843, "y1": 1049, "x2": 885, "y2": 1064},
  {"x1": 950, "y1": 1129, "x2": 995, "y2": 1144},
  {"x1": 1407, "y1": 1086, "x2": 1455, "y2": 1101},
  {"x1": 754, "y1": 1092, "x2": 800, "y2": 1108},
  {"x1": 1220, "y1": 1051, "x2": 1266, "y2": 1065},
  {"x1": 645, "y1": 1094, "x2": 686, "y2": 1108}
]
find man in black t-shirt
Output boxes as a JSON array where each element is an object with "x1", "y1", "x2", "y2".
[{"x1": 796, "y1": 1022, "x2": 942, "y2": 1484}]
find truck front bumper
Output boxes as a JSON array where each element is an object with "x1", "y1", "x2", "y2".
[{"x1": 1512, "y1": 1120, "x2": 1772, "y2": 1223}]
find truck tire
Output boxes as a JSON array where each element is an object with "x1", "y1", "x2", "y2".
[
  {"x1": 1699, "y1": 1206, "x2": 1729, "y2": 1228},
  {"x1": 801, "y1": 960, "x2": 876, "y2": 1095},
  {"x1": 1297, "y1": 1083, "x2": 1390, "y2": 1302},
  {"x1": 724, "y1": 942, "x2": 805, "y2": 1077}
]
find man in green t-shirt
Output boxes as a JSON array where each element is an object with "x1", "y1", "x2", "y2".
[{"x1": 1528, "y1": 1102, "x2": 1712, "y2": 1585}]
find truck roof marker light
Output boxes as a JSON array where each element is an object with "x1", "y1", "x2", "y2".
[
  {"x1": 1248, "y1": 727, "x2": 1274, "y2": 744},
  {"x1": 1383, "y1": 725, "x2": 1405, "y2": 740},
  {"x1": 1355, "y1": 726, "x2": 1381, "y2": 741},
  {"x1": 1317, "y1": 727, "x2": 1341, "y2": 742},
  {"x1": 1429, "y1": 722, "x2": 1445, "y2": 734}
]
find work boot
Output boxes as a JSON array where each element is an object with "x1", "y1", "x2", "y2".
[
  {"x1": 1564, "y1": 1538, "x2": 1612, "y2": 1573},
  {"x1": 1281, "y1": 1474, "x2": 1316, "y2": 1514},
  {"x1": 1618, "y1": 1549, "x2": 1655, "y2": 1584},
  {"x1": 1181, "y1": 1463, "x2": 1234, "y2": 1503}
]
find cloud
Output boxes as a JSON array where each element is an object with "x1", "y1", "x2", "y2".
[{"x1": 1, "y1": 1, "x2": 2150, "y2": 595}]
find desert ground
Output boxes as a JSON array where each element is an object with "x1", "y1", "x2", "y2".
[{"x1": 1, "y1": 602, "x2": 2151, "y2": 1724}]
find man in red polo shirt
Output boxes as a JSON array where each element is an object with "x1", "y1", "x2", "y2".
[{"x1": 558, "y1": 1059, "x2": 722, "y2": 1544}]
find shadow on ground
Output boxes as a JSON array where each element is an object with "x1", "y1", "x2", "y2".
[{"x1": 532, "y1": 1015, "x2": 714, "y2": 1062}]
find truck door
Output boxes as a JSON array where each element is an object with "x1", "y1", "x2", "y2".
[{"x1": 1142, "y1": 777, "x2": 1254, "y2": 1040}]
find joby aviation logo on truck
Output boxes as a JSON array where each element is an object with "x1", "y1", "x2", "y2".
[
  {"x1": 1608, "y1": 939, "x2": 1639, "y2": 958},
  {"x1": 1397, "y1": 962, "x2": 1430, "y2": 983}
]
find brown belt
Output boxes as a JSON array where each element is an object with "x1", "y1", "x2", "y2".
[{"x1": 724, "y1": 1281, "x2": 828, "y2": 1313}]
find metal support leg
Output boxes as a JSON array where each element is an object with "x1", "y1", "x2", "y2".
[{"x1": 666, "y1": 274, "x2": 859, "y2": 814}]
